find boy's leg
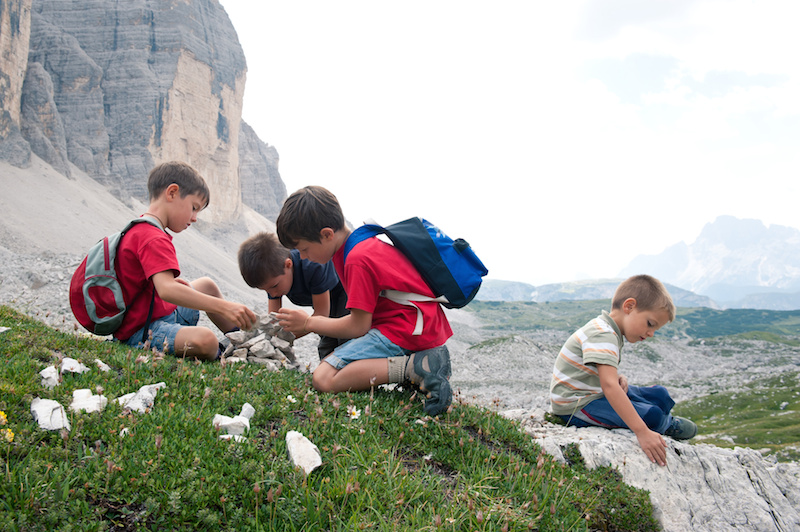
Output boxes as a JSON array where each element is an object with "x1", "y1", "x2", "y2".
[
  {"x1": 190, "y1": 277, "x2": 238, "y2": 333},
  {"x1": 124, "y1": 307, "x2": 218, "y2": 360},
  {"x1": 313, "y1": 358, "x2": 390, "y2": 392},
  {"x1": 563, "y1": 386, "x2": 672, "y2": 434},
  {"x1": 312, "y1": 329, "x2": 409, "y2": 392}
]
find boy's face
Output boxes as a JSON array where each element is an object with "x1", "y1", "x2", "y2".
[
  {"x1": 619, "y1": 301, "x2": 670, "y2": 343},
  {"x1": 294, "y1": 228, "x2": 336, "y2": 264},
  {"x1": 257, "y1": 259, "x2": 294, "y2": 298},
  {"x1": 167, "y1": 190, "x2": 206, "y2": 233}
]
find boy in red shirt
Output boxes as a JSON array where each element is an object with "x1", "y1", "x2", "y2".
[
  {"x1": 275, "y1": 186, "x2": 453, "y2": 416},
  {"x1": 114, "y1": 161, "x2": 256, "y2": 359}
]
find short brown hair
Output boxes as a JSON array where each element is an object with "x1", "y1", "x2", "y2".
[
  {"x1": 276, "y1": 186, "x2": 345, "y2": 248},
  {"x1": 238, "y1": 232, "x2": 291, "y2": 288},
  {"x1": 147, "y1": 161, "x2": 210, "y2": 208},
  {"x1": 612, "y1": 274, "x2": 676, "y2": 322}
]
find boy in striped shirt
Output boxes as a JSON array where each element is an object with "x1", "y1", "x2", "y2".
[{"x1": 549, "y1": 275, "x2": 696, "y2": 466}]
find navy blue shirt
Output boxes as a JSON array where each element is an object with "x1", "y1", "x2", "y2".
[{"x1": 269, "y1": 249, "x2": 348, "y2": 317}]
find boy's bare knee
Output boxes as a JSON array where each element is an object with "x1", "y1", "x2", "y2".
[
  {"x1": 311, "y1": 372, "x2": 334, "y2": 393},
  {"x1": 174, "y1": 327, "x2": 219, "y2": 359},
  {"x1": 191, "y1": 277, "x2": 222, "y2": 297}
]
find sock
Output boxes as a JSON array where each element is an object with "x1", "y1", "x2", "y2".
[
  {"x1": 387, "y1": 355, "x2": 410, "y2": 384},
  {"x1": 405, "y1": 353, "x2": 422, "y2": 385}
]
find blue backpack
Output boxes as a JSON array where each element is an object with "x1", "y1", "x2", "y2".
[{"x1": 343, "y1": 217, "x2": 488, "y2": 334}]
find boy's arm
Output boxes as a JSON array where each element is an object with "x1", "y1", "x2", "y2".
[
  {"x1": 275, "y1": 307, "x2": 371, "y2": 340},
  {"x1": 151, "y1": 271, "x2": 256, "y2": 330},
  {"x1": 268, "y1": 297, "x2": 282, "y2": 314},
  {"x1": 597, "y1": 364, "x2": 668, "y2": 466}
]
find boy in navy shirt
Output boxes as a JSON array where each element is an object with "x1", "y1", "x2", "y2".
[{"x1": 238, "y1": 232, "x2": 348, "y2": 359}]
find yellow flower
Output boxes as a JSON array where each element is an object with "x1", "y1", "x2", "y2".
[
  {"x1": 2, "y1": 428, "x2": 12, "y2": 443},
  {"x1": 0, "y1": 411, "x2": 7, "y2": 425},
  {"x1": 346, "y1": 405, "x2": 361, "y2": 420}
]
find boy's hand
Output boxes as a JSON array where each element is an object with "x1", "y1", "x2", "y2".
[
  {"x1": 225, "y1": 301, "x2": 257, "y2": 331},
  {"x1": 275, "y1": 308, "x2": 310, "y2": 337},
  {"x1": 618, "y1": 374, "x2": 629, "y2": 393},
  {"x1": 635, "y1": 428, "x2": 668, "y2": 466}
]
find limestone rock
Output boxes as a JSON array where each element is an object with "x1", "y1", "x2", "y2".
[
  {"x1": 60, "y1": 357, "x2": 90, "y2": 374},
  {"x1": 286, "y1": 430, "x2": 322, "y2": 476},
  {"x1": 116, "y1": 382, "x2": 166, "y2": 413},
  {"x1": 0, "y1": 0, "x2": 33, "y2": 166},
  {"x1": 212, "y1": 402, "x2": 255, "y2": 437},
  {"x1": 31, "y1": 397, "x2": 70, "y2": 431},
  {"x1": 503, "y1": 408, "x2": 800, "y2": 532},
  {"x1": 69, "y1": 388, "x2": 107, "y2": 413},
  {"x1": 39, "y1": 365, "x2": 59, "y2": 388},
  {"x1": 238, "y1": 121, "x2": 286, "y2": 221}
]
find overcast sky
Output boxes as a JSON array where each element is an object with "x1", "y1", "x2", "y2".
[{"x1": 220, "y1": 0, "x2": 800, "y2": 286}]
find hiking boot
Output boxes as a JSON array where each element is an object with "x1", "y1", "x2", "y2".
[
  {"x1": 665, "y1": 416, "x2": 697, "y2": 440},
  {"x1": 412, "y1": 346, "x2": 452, "y2": 416}
]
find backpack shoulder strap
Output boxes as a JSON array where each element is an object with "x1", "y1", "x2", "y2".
[{"x1": 343, "y1": 222, "x2": 385, "y2": 262}]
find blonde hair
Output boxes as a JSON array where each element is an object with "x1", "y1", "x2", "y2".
[{"x1": 612, "y1": 274, "x2": 676, "y2": 322}]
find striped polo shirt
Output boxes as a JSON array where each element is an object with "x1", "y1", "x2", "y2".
[{"x1": 549, "y1": 311, "x2": 623, "y2": 416}]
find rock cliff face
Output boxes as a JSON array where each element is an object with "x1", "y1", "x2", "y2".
[
  {"x1": 1, "y1": 0, "x2": 285, "y2": 223},
  {"x1": 0, "y1": 0, "x2": 32, "y2": 166},
  {"x1": 504, "y1": 409, "x2": 800, "y2": 532}
]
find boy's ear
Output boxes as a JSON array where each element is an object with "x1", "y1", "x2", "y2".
[
  {"x1": 165, "y1": 183, "x2": 180, "y2": 200},
  {"x1": 284, "y1": 258, "x2": 293, "y2": 270},
  {"x1": 319, "y1": 227, "x2": 335, "y2": 241},
  {"x1": 623, "y1": 298, "x2": 637, "y2": 313}
]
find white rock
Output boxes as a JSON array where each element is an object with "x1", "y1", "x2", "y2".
[
  {"x1": 241, "y1": 333, "x2": 267, "y2": 349},
  {"x1": 60, "y1": 357, "x2": 90, "y2": 374},
  {"x1": 503, "y1": 409, "x2": 800, "y2": 532},
  {"x1": 286, "y1": 430, "x2": 322, "y2": 475},
  {"x1": 69, "y1": 388, "x2": 108, "y2": 413},
  {"x1": 40, "y1": 365, "x2": 60, "y2": 388},
  {"x1": 0, "y1": 326, "x2": 10, "y2": 334},
  {"x1": 94, "y1": 359, "x2": 111, "y2": 372},
  {"x1": 116, "y1": 382, "x2": 166, "y2": 413},
  {"x1": 31, "y1": 398, "x2": 71, "y2": 431},
  {"x1": 249, "y1": 339, "x2": 276, "y2": 358},
  {"x1": 212, "y1": 403, "x2": 255, "y2": 436}
]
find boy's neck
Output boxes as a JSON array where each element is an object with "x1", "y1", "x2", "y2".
[{"x1": 331, "y1": 227, "x2": 352, "y2": 254}]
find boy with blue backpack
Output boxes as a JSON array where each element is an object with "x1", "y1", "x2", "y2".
[{"x1": 274, "y1": 186, "x2": 486, "y2": 416}]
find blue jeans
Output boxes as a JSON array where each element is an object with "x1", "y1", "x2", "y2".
[
  {"x1": 324, "y1": 329, "x2": 412, "y2": 370},
  {"x1": 122, "y1": 306, "x2": 200, "y2": 354},
  {"x1": 559, "y1": 385, "x2": 675, "y2": 434}
]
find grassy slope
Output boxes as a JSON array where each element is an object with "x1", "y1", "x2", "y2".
[{"x1": 0, "y1": 306, "x2": 657, "y2": 531}]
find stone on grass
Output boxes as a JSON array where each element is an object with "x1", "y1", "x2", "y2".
[
  {"x1": 40, "y1": 365, "x2": 60, "y2": 388},
  {"x1": 116, "y1": 382, "x2": 166, "y2": 413},
  {"x1": 69, "y1": 389, "x2": 108, "y2": 413},
  {"x1": 286, "y1": 430, "x2": 322, "y2": 475},
  {"x1": 213, "y1": 402, "x2": 255, "y2": 437},
  {"x1": 31, "y1": 398, "x2": 71, "y2": 431},
  {"x1": 94, "y1": 359, "x2": 111, "y2": 372},
  {"x1": 60, "y1": 357, "x2": 90, "y2": 374}
]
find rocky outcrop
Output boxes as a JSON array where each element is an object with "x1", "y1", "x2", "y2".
[
  {"x1": 504, "y1": 409, "x2": 800, "y2": 532},
  {"x1": 2, "y1": 0, "x2": 287, "y2": 223},
  {"x1": 21, "y1": 0, "x2": 246, "y2": 222},
  {"x1": 238, "y1": 121, "x2": 286, "y2": 221},
  {"x1": 0, "y1": 0, "x2": 32, "y2": 166}
]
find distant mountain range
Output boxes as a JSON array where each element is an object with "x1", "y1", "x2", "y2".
[{"x1": 478, "y1": 216, "x2": 800, "y2": 310}]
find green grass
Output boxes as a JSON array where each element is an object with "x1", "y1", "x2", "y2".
[
  {"x1": 0, "y1": 306, "x2": 658, "y2": 531},
  {"x1": 674, "y1": 372, "x2": 800, "y2": 462}
]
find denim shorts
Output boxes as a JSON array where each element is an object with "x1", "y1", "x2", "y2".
[
  {"x1": 123, "y1": 306, "x2": 200, "y2": 354},
  {"x1": 324, "y1": 329, "x2": 412, "y2": 370}
]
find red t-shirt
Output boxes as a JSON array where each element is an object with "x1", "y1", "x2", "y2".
[
  {"x1": 332, "y1": 236, "x2": 452, "y2": 351},
  {"x1": 113, "y1": 221, "x2": 180, "y2": 341}
]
